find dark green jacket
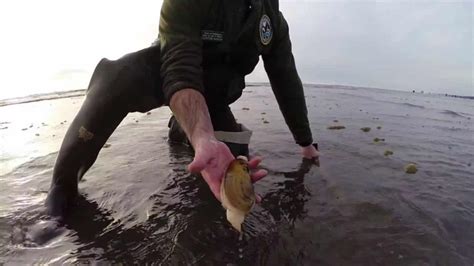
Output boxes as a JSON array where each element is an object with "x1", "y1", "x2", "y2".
[{"x1": 159, "y1": 0, "x2": 313, "y2": 146}]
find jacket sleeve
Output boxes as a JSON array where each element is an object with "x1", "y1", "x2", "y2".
[
  {"x1": 159, "y1": 0, "x2": 211, "y2": 104},
  {"x1": 262, "y1": 12, "x2": 313, "y2": 146}
]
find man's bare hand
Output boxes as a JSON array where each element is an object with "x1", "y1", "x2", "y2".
[
  {"x1": 188, "y1": 137, "x2": 267, "y2": 202},
  {"x1": 188, "y1": 137, "x2": 234, "y2": 201},
  {"x1": 301, "y1": 144, "x2": 320, "y2": 159}
]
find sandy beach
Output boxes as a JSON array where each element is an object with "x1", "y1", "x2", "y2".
[{"x1": 1, "y1": 84, "x2": 473, "y2": 264}]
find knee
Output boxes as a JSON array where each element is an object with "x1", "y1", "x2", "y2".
[
  {"x1": 87, "y1": 57, "x2": 160, "y2": 112},
  {"x1": 87, "y1": 58, "x2": 137, "y2": 97}
]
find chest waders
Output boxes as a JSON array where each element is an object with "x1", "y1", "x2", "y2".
[{"x1": 46, "y1": 44, "x2": 251, "y2": 217}]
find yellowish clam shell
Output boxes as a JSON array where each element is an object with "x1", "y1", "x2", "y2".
[{"x1": 221, "y1": 156, "x2": 256, "y2": 231}]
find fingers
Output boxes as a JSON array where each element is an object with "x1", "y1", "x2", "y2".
[
  {"x1": 250, "y1": 169, "x2": 267, "y2": 183},
  {"x1": 248, "y1": 156, "x2": 267, "y2": 183},
  {"x1": 255, "y1": 193, "x2": 262, "y2": 204},
  {"x1": 302, "y1": 146, "x2": 321, "y2": 159},
  {"x1": 248, "y1": 156, "x2": 262, "y2": 169}
]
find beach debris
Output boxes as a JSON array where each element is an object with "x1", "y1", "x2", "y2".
[
  {"x1": 384, "y1": 150, "x2": 393, "y2": 156},
  {"x1": 41, "y1": 122, "x2": 48, "y2": 126},
  {"x1": 360, "y1": 127, "x2": 371, "y2": 132},
  {"x1": 21, "y1": 128, "x2": 28, "y2": 131},
  {"x1": 405, "y1": 163, "x2": 418, "y2": 174},
  {"x1": 52, "y1": 134, "x2": 56, "y2": 137},
  {"x1": 263, "y1": 120, "x2": 269, "y2": 124},
  {"x1": 377, "y1": 126, "x2": 382, "y2": 130},
  {"x1": 0, "y1": 126, "x2": 7, "y2": 130},
  {"x1": 103, "y1": 143, "x2": 112, "y2": 148},
  {"x1": 333, "y1": 120, "x2": 339, "y2": 123},
  {"x1": 29, "y1": 124, "x2": 33, "y2": 128},
  {"x1": 373, "y1": 137, "x2": 385, "y2": 143},
  {"x1": 78, "y1": 126, "x2": 94, "y2": 142},
  {"x1": 261, "y1": 112, "x2": 266, "y2": 115},
  {"x1": 242, "y1": 107, "x2": 250, "y2": 111},
  {"x1": 146, "y1": 112, "x2": 151, "y2": 115},
  {"x1": 327, "y1": 125, "x2": 345, "y2": 130},
  {"x1": 221, "y1": 156, "x2": 255, "y2": 232},
  {"x1": 35, "y1": 133, "x2": 40, "y2": 136}
]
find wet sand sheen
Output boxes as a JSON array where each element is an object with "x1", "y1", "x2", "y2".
[{"x1": 0, "y1": 85, "x2": 473, "y2": 264}]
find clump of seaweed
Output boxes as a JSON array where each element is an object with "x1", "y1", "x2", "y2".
[
  {"x1": 327, "y1": 125, "x2": 346, "y2": 130},
  {"x1": 405, "y1": 163, "x2": 418, "y2": 174},
  {"x1": 377, "y1": 126, "x2": 382, "y2": 130},
  {"x1": 361, "y1": 127, "x2": 371, "y2": 132},
  {"x1": 384, "y1": 150, "x2": 393, "y2": 156},
  {"x1": 242, "y1": 107, "x2": 250, "y2": 111},
  {"x1": 373, "y1": 137, "x2": 385, "y2": 142}
]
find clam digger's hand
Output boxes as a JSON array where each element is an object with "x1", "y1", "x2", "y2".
[
  {"x1": 301, "y1": 143, "x2": 320, "y2": 159},
  {"x1": 187, "y1": 137, "x2": 267, "y2": 202}
]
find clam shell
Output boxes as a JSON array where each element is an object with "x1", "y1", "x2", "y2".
[{"x1": 221, "y1": 157, "x2": 256, "y2": 231}]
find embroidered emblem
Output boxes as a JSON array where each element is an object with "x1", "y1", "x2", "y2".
[
  {"x1": 259, "y1": 15, "x2": 272, "y2": 45},
  {"x1": 201, "y1": 30, "x2": 224, "y2": 42}
]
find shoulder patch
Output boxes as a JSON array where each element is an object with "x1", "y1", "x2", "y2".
[{"x1": 259, "y1": 15, "x2": 272, "y2": 45}]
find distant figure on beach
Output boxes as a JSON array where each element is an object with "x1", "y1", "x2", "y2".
[{"x1": 46, "y1": 0, "x2": 320, "y2": 217}]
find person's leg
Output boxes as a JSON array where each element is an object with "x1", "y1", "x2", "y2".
[{"x1": 46, "y1": 46, "x2": 163, "y2": 217}]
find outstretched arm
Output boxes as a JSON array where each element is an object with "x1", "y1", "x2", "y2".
[
  {"x1": 262, "y1": 12, "x2": 319, "y2": 159},
  {"x1": 169, "y1": 89, "x2": 234, "y2": 201},
  {"x1": 170, "y1": 89, "x2": 267, "y2": 201}
]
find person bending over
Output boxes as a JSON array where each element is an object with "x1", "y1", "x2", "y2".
[{"x1": 46, "y1": 0, "x2": 320, "y2": 217}]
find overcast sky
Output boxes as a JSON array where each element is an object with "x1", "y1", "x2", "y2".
[{"x1": 0, "y1": 0, "x2": 472, "y2": 99}]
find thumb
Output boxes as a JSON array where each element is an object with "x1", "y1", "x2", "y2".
[{"x1": 188, "y1": 155, "x2": 208, "y2": 173}]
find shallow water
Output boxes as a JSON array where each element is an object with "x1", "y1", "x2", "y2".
[{"x1": 1, "y1": 85, "x2": 473, "y2": 264}]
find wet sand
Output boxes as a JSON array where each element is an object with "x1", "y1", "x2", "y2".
[{"x1": 1, "y1": 85, "x2": 473, "y2": 264}]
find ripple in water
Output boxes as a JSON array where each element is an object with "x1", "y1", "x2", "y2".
[{"x1": 1, "y1": 85, "x2": 473, "y2": 264}]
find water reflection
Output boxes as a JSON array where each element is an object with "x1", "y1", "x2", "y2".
[
  {"x1": 163, "y1": 142, "x2": 244, "y2": 264},
  {"x1": 262, "y1": 157, "x2": 320, "y2": 226}
]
